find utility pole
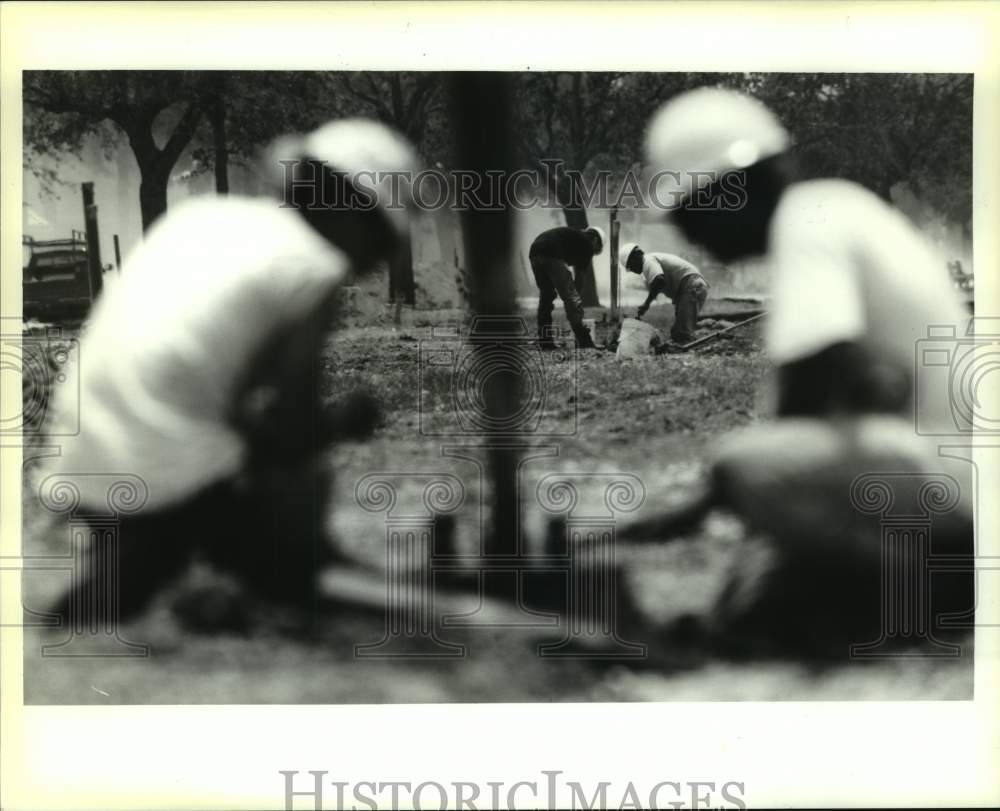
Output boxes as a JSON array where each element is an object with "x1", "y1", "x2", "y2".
[
  {"x1": 609, "y1": 207, "x2": 620, "y2": 319},
  {"x1": 447, "y1": 73, "x2": 522, "y2": 594},
  {"x1": 81, "y1": 182, "x2": 104, "y2": 299}
]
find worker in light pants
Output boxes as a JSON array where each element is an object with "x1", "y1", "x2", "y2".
[
  {"x1": 46, "y1": 119, "x2": 421, "y2": 625},
  {"x1": 619, "y1": 242, "x2": 710, "y2": 343},
  {"x1": 631, "y1": 88, "x2": 973, "y2": 656},
  {"x1": 528, "y1": 225, "x2": 604, "y2": 349}
]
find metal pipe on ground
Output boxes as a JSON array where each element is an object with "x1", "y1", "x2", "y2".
[{"x1": 673, "y1": 310, "x2": 767, "y2": 352}]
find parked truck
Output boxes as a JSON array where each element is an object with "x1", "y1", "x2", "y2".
[{"x1": 23, "y1": 232, "x2": 96, "y2": 320}]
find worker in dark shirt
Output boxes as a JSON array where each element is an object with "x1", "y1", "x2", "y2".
[{"x1": 528, "y1": 225, "x2": 604, "y2": 349}]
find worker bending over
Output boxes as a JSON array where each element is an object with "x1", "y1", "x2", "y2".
[
  {"x1": 528, "y1": 225, "x2": 604, "y2": 349},
  {"x1": 622, "y1": 87, "x2": 973, "y2": 658},
  {"x1": 45, "y1": 119, "x2": 421, "y2": 624},
  {"x1": 619, "y1": 242, "x2": 710, "y2": 344}
]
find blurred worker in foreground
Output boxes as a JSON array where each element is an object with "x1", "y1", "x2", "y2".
[
  {"x1": 619, "y1": 242, "x2": 710, "y2": 343},
  {"x1": 528, "y1": 225, "x2": 604, "y2": 349},
  {"x1": 624, "y1": 88, "x2": 973, "y2": 658},
  {"x1": 46, "y1": 119, "x2": 420, "y2": 625}
]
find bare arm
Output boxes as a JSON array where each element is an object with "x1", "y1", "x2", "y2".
[{"x1": 638, "y1": 276, "x2": 666, "y2": 316}]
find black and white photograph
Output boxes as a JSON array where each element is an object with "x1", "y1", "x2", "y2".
[{"x1": 2, "y1": 3, "x2": 998, "y2": 810}]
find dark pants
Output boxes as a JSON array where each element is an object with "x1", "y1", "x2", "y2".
[
  {"x1": 531, "y1": 255, "x2": 586, "y2": 339},
  {"x1": 52, "y1": 460, "x2": 338, "y2": 622},
  {"x1": 642, "y1": 275, "x2": 709, "y2": 343},
  {"x1": 705, "y1": 418, "x2": 974, "y2": 659},
  {"x1": 671, "y1": 276, "x2": 710, "y2": 343},
  {"x1": 49, "y1": 296, "x2": 355, "y2": 624}
]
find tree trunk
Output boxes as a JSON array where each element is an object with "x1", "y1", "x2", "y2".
[
  {"x1": 563, "y1": 205, "x2": 588, "y2": 229},
  {"x1": 560, "y1": 178, "x2": 600, "y2": 307},
  {"x1": 138, "y1": 172, "x2": 168, "y2": 232},
  {"x1": 116, "y1": 98, "x2": 204, "y2": 236},
  {"x1": 388, "y1": 222, "x2": 415, "y2": 305},
  {"x1": 211, "y1": 95, "x2": 229, "y2": 195},
  {"x1": 575, "y1": 259, "x2": 600, "y2": 307}
]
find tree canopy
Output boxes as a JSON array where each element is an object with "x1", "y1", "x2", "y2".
[{"x1": 24, "y1": 70, "x2": 973, "y2": 238}]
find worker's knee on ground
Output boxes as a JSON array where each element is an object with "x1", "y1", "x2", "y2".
[
  {"x1": 710, "y1": 419, "x2": 842, "y2": 506},
  {"x1": 712, "y1": 416, "x2": 942, "y2": 484},
  {"x1": 710, "y1": 416, "x2": 968, "y2": 554},
  {"x1": 711, "y1": 521, "x2": 974, "y2": 660}
]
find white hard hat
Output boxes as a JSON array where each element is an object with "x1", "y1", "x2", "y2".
[
  {"x1": 270, "y1": 118, "x2": 421, "y2": 239},
  {"x1": 618, "y1": 242, "x2": 639, "y2": 268},
  {"x1": 585, "y1": 226, "x2": 607, "y2": 252},
  {"x1": 644, "y1": 87, "x2": 790, "y2": 203}
]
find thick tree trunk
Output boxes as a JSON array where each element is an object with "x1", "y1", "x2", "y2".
[
  {"x1": 560, "y1": 178, "x2": 600, "y2": 307},
  {"x1": 212, "y1": 96, "x2": 229, "y2": 195},
  {"x1": 563, "y1": 206, "x2": 588, "y2": 229},
  {"x1": 138, "y1": 172, "x2": 168, "y2": 232},
  {"x1": 575, "y1": 262, "x2": 600, "y2": 306},
  {"x1": 388, "y1": 224, "x2": 415, "y2": 305},
  {"x1": 121, "y1": 99, "x2": 204, "y2": 236}
]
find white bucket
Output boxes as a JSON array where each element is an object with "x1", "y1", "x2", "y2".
[{"x1": 616, "y1": 318, "x2": 658, "y2": 358}]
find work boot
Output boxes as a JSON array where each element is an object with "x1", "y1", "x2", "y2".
[{"x1": 573, "y1": 325, "x2": 598, "y2": 350}]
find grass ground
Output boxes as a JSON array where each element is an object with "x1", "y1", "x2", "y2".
[{"x1": 19, "y1": 300, "x2": 973, "y2": 703}]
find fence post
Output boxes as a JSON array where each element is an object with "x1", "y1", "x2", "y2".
[
  {"x1": 609, "y1": 207, "x2": 620, "y2": 319},
  {"x1": 81, "y1": 182, "x2": 104, "y2": 299},
  {"x1": 447, "y1": 73, "x2": 522, "y2": 601}
]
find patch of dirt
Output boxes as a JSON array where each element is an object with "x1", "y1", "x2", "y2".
[{"x1": 19, "y1": 310, "x2": 972, "y2": 703}]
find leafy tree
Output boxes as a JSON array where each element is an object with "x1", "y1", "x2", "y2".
[
  {"x1": 749, "y1": 72, "x2": 972, "y2": 230},
  {"x1": 23, "y1": 69, "x2": 972, "y2": 286},
  {"x1": 511, "y1": 72, "x2": 623, "y2": 305},
  {"x1": 337, "y1": 72, "x2": 447, "y2": 153},
  {"x1": 24, "y1": 71, "x2": 342, "y2": 231},
  {"x1": 334, "y1": 72, "x2": 449, "y2": 304},
  {"x1": 187, "y1": 71, "x2": 342, "y2": 195},
  {"x1": 24, "y1": 71, "x2": 210, "y2": 231}
]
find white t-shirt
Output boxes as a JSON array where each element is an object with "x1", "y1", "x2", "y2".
[
  {"x1": 767, "y1": 180, "x2": 966, "y2": 362},
  {"x1": 767, "y1": 180, "x2": 967, "y2": 420},
  {"x1": 765, "y1": 180, "x2": 972, "y2": 512},
  {"x1": 642, "y1": 252, "x2": 702, "y2": 299},
  {"x1": 49, "y1": 196, "x2": 349, "y2": 512}
]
